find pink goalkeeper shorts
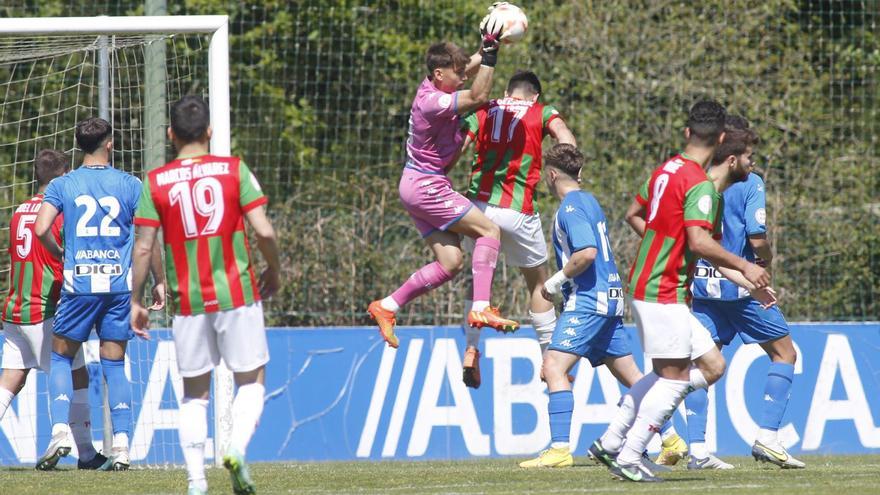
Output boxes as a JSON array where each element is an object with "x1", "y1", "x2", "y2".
[{"x1": 399, "y1": 167, "x2": 473, "y2": 238}]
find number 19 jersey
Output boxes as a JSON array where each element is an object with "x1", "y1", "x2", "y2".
[
  {"x1": 135, "y1": 154, "x2": 267, "y2": 316},
  {"x1": 42, "y1": 166, "x2": 141, "y2": 295}
]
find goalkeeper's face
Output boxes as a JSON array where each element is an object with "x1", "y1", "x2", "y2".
[{"x1": 433, "y1": 65, "x2": 467, "y2": 93}]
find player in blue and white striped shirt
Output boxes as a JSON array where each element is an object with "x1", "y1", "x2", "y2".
[{"x1": 520, "y1": 144, "x2": 676, "y2": 470}]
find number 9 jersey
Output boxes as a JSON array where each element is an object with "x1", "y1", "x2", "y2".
[
  {"x1": 42, "y1": 165, "x2": 141, "y2": 295},
  {"x1": 134, "y1": 155, "x2": 267, "y2": 316}
]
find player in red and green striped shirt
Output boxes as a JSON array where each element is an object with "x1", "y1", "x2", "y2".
[
  {"x1": 0, "y1": 150, "x2": 106, "y2": 469},
  {"x1": 591, "y1": 101, "x2": 772, "y2": 482},
  {"x1": 130, "y1": 96, "x2": 281, "y2": 495},
  {"x1": 458, "y1": 71, "x2": 576, "y2": 388}
]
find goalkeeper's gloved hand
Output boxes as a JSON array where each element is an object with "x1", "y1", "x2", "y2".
[{"x1": 480, "y1": 13, "x2": 502, "y2": 67}]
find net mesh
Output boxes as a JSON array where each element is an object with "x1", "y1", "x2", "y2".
[
  {"x1": 0, "y1": 30, "x2": 210, "y2": 466},
  {"x1": 1, "y1": 1, "x2": 873, "y2": 326}
]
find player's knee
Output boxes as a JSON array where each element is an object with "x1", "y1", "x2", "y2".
[
  {"x1": 440, "y1": 251, "x2": 465, "y2": 275},
  {"x1": 480, "y1": 222, "x2": 501, "y2": 240},
  {"x1": 702, "y1": 355, "x2": 726, "y2": 385}
]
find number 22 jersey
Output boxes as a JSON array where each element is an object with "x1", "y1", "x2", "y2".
[
  {"x1": 135, "y1": 154, "x2": 267, "y2": 316},
  {"x1": 42, "y1": 165, "x2": 141, "y2": 295}
]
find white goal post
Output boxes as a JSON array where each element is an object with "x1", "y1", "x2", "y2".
[{"x1": 0, "y1": 15, "x2": 234, "y2": 466}]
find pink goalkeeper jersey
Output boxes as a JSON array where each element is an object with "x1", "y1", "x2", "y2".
[{"x1": 404, "y1": 78, "x2": 464, "y2": 175}]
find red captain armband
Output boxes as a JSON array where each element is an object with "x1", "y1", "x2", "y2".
[
  {"x1": 134, "y1": 217, "x2": 161, "y2": 228},
  {"x1": 242, "y1": 196, "x2": 269, "y2": 213}
]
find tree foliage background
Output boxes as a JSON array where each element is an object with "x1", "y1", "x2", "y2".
[{"x1": 0, "y1": 1, "x2": 877, "y2": 325}]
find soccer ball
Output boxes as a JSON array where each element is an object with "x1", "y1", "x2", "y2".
[{"x1": 484, "y1": 3, "x2": 528, "y2": 44}]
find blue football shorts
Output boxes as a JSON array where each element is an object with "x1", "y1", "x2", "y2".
[
  {"x1": 547, "y1": 311, "x2": 631, "y2": 367},
  {"x1": 692, "y1": 297, "x2": 789, "y2": 346},
  {"x1": 53, "y1": 292, "x2": 133, "y2": 343}
]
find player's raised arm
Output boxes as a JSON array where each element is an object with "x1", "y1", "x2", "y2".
[
  {"x1": 455, "y1": 17, "x2": 502, "y2": 115},
  {"x1": 547, "y1": 118, "x2": 577, "y2": 146}
]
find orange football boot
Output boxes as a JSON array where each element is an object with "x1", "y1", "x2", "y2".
[
  {"x1": 367, "y1": 300, "x2": 399, "y2": 348},
  {"x1": 462, "y1": 347, "x2": 481, "y2": 389},
  {"x1": 467, "y1": 306, "x2": 519, "y2": 333}
]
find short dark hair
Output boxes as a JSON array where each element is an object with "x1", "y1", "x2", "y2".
[
  {"x1": 425, "y1": 42, "x2": 470, "y2": 78},
  {"x1": 75, "y1": 117, "x2": 112, "y2": 154},
  {"x1": 711, "y1": 127, "x2": 759, "y2": 166},
  {"x1": 507, "y1": 70, "x2": 542, "y2": 95},
  {"x1": 686, "y1": 100, "x2": 727, "y2": 146},
  {"x1": 171, "y1": 95, "x2": 210, "y2": 143},
  {"x1": 725, "y1": 114, "x2": 750, "y2": 130},
  {"x1": 544, "y1": 143, "x2": 583, "y2": 178},
  {"x1": 34, "y1": 149, "x2": 69, "y2": 186}
]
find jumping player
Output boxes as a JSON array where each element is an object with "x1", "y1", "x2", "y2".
[
  {"x1": 589, "y1": 102, "x2": 771, "y2": 482},
  {"x1": 131, "y1": 95, "x2": 281, "y2": 495},
  {"x1": 368, "y1": 13, "x2": 519, "y2": 347},
  {"x1": 458, "y1": 70, "x2": 576, "y2": 388}
]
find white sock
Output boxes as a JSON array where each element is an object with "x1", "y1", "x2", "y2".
[
  {"x1": 689, "y1": 366, "x2": 709, "y2": 391},
  {"x1": 690, "y1": 441, "x2": 708, "y2": 459},
  {"x1": 600, "y1": 372, "x2": 659, "y2": 453},
  {"x1": 471, "y1": 300, "x2": 489, "y2": 312},
  {"x1": 69, "y1": 388, "x2": 97, "y2": 461},
  {"x1": 0, "y1": 387, "x2": 14, "y2": 421},
  {"x1": 380, "y1": 296, "x2": 399, "y2": 313},
  {"x1": 756, "y1": 428, "x2": 778, "y2": 446},
  {"x1": 551, "y1": 441, "x2": 569, "y2": 450},
  {"x1": 617, "y1": 378, "x2": 690, "y2": 465},
  {"x1": 112, "y1": 432, "x2": 128, "y2": 450},
  {"x1": 530, "y1": 309, "x2": 557, "y2": 354},
  {"x1": 179, "y1": 397, "x2": 209, "y2": 491},
  {"x1": 229, "y1": 383, "x2": 265, "y2": 455}
]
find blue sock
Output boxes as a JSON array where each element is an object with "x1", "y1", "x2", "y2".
[
  {"x1": 684, "y1": 388, "x2": 709, "y2": 444},
  {"x1": 759, "y1": 362, "x2": 794, "y2": 431},
  {"x1": 49, "y1": 351, "x2": 74, "y2": 427},
  {"x1": 101, "y1": 357, "x2": 131, "y2": 436},
  {"x1": 548, "y1": 390, "x2": 574, "y2": 445}
]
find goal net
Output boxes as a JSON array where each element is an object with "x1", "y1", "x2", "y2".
[{"x1": 0, "y1": 16, "x2": 231, "y2": 467}]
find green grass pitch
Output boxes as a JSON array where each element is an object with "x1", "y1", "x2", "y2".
[{"x1": 1, "y1": 455, "x2": 878, "y2": 494}]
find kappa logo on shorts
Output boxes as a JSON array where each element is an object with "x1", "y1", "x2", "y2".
[
  {"x1": 443, "y1": 200, "x2": 453, "y2": 207},
  {"x1": 427, "y1": 187, "x2": 438, "y2": 194},
  {"x1": 563, "y1": 328, "x2": 576, "y2": 337},
  {"x1": 567, "y1": 317, "x2": 580, "y2": 324},
  {"x1": 560, "y1": 339, "x2": 573, "y2": 348},
  {"x1": 454, "y1": 205, "x2": 465, "y2": 213},
  {"x1": 565, "y1": 205, "x2": 575, "y2": 213}
]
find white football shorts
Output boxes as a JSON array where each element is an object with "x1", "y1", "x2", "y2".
[
  {"x1": 461, "y1": 200, "x2": 548, "y2": 268},
  {"x1": 630, "y1": 299, "x2": 716, "y2": 360},
  {"x1": 172, "y1": 302, "x2": 270, "y2": 377},
  {"x1": 2, "y1": 318, "x2": 85, "y2": 372}
]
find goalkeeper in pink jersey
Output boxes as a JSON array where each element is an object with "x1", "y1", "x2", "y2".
[{"x1": 368, "y1": 11, "x2": 519, "y2": 347}]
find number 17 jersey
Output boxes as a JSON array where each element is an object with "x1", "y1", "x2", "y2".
[{"x1": 135, "y1": 154, "x2": 268, "y2": 316}]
